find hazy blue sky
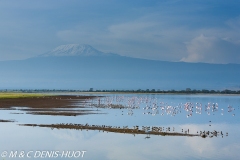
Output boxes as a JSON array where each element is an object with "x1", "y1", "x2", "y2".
[{"x1": 1, "y1": 0, "x2": 240, "y2": 63}]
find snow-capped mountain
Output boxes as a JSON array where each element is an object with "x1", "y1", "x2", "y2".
[
  {"x1": 39, "y1": 44, "x2": 114, "y2": 57},
  {"x1": 1, "y1": 44, "x2": 240, "y2": 90}
]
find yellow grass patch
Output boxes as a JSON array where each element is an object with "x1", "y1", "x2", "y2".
[{"x1": 0, "y1": 92, "x2": 48, "y2": 99}]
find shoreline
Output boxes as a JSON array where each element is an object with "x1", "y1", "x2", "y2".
[
  {"x1": 0, "y1": 95, "x2": 100, "y2": 116},
  {"x1": 53, "y1": 92, "x2": 240, "y2": 97},
  {"x1": 0, "y1": 95, "x2": 98, "y2": 108},
  {"x1": 1, "y1": 91, "x2": 240, "y2": 97},
  {"x1": 19, "y1": 123, "x2": 225, "y2": 139},
  {"x1": 19, "y1": 123, "x2": 201, "y2": 138}
]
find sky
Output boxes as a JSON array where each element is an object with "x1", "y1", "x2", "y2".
[{"x1": 0, "y1": 0, "x2": 240, "y2": 64}]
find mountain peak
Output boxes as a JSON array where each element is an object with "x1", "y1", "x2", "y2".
[{"x1": 39, "y1": 44, "x2": 110, "y2": 57}]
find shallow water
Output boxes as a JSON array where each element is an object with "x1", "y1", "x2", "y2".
[{"x1": 1, "y1": 94, "x2": 240, "y2": 160}]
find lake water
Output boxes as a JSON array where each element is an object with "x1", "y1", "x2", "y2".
[{"x1": 1, "y1": 93, "x2": 240, "y2": 160}]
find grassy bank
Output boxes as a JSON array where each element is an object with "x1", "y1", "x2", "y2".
[{"x1": 0, "y1": 92, "x2": 49, "y2": 99}]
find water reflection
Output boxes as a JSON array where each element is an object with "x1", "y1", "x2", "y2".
[
  {"x1": 19, "y1": 122, "x2": 230, "y2": 139},
  {"x1": 1, "y1": 122, "x2": 240, "y2": 160},
  {"x1": 0, "y1": 94, "x2": 240, "y2": 159},
  {"x1": 87, "y1": 95, "x2": 238, "y2": 118}
]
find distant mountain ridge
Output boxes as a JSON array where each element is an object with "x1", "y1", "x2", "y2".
[
  {"x1": 39, "y1": 44, "x2": 117, "y2": 57},
  {"x1": 0, "y1": 44, "x2": 239, "y2": 90}
]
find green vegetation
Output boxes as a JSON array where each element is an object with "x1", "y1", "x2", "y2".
[
  {"x1": 0, "y1": 92, "x2": 48, "y2": 99},
  {"x1": 93, "y1": 89, "x2": 240, "y2": 94},
  {"x1": 1, "y1": 88, "x2": 240, "y2": 95}
]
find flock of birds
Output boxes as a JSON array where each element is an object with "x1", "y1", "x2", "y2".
[
  {"x1": 83, "y1": 95, "x2": 237, "y2": 139},
  {"x1": 87, "y1": 95, "x2": 237, "y2": 117},
  {"x1": 43, "y1": 122, "x2": 228, "y2": 139}
]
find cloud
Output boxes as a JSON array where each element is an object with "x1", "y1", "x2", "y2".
[
  {"x1": 108, "y1": 21, "x2": 157, "y2": 38},
  {"x1": 226, "y1": 16, "x2": 240, "y2": 31},
  {"x1": 181, "y1": 34, "x2": 240, "y2": 64},
  {"x1": 1, "y1": 0, "x2": 240, "y2": 64},
  {"x1": 57, "y1": 18, "x2": 188, "y2": 61}
]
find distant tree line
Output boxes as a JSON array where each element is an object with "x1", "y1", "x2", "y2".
[
  {"x1": 1, "y1": 88, "x2": 240, "y2": 94},
  {"x1": 92, "y1": 88, "x2": 240, "y2": 94}
]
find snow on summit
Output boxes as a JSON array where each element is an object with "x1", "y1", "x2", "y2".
[{"x1": 39, "y1": 44, "x2": 108, "y2": 57}]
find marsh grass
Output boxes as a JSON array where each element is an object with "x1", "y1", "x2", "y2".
[{"x1": 0, "y1": 92, "x2": 48, "y2": 99}]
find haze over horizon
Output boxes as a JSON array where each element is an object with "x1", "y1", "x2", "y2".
[
  {"x1": 0, "y1": 43, "x2": 239, "y2": 91},
  {"x1": 1, "y1": 0, "x2": 240, "y2": 64}
]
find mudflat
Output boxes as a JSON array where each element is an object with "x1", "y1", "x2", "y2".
[
  {"x1": 0, "y1": 94, "x2": 99, "y2": 116},
  {"x1": 0, "y1": 95, "x2": 96, "y2": 108}
]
